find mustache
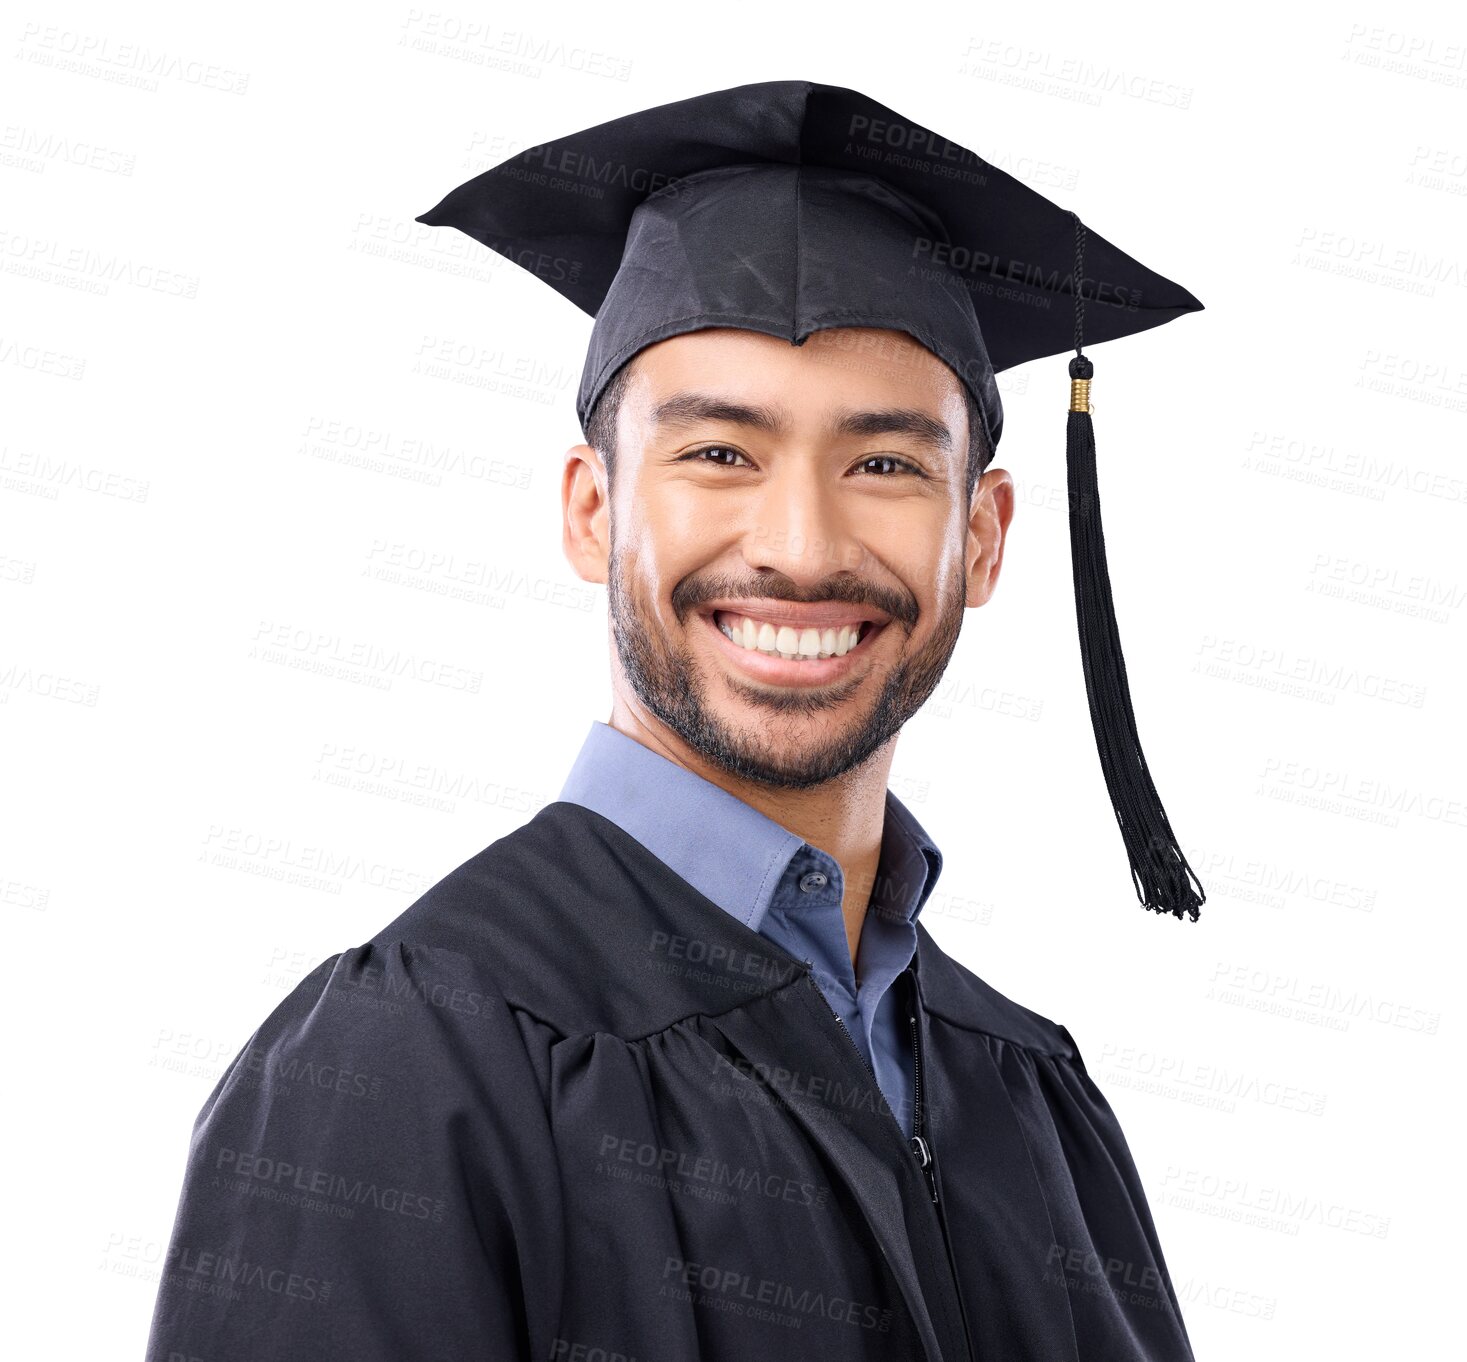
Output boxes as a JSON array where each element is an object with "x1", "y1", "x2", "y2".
[{"x1": 670, "y1": 573, "x2": 918, "y2": 629}]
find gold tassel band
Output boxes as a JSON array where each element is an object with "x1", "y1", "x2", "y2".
[{"x1": 1069, "y1": 377, "x2": 1091, "y2": 413}]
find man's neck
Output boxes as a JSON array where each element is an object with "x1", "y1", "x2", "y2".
[{"x1": 606, "y1": 701, "x2": 893, "y2": 970}]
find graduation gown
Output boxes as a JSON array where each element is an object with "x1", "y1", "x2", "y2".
[{"x1": 146, "y1": 799, "x2": 1196, "y2": 1361}]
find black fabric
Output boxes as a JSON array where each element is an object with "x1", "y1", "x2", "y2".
[
  {"x1": 146, "y1": 800, "x2": 1196, "y2": 1361},
  {"x1": 415, "y1": 78, "x2": 1203, "y2": 447}
]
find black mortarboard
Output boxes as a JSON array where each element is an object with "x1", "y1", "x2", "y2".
[{"x1": 416, "y1": 80, "x2": 1206, "y2": 921}]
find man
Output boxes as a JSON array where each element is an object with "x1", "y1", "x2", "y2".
[{"x1": 146, "y1": 81, "x2": 1202, "y2": 1361}]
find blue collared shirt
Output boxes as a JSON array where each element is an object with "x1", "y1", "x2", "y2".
[{"x1": 557, "y1": 720, "x2": 943, "y2": 1137}]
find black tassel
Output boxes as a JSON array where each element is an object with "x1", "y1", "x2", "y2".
[{"x1": 1066, "y1": 351, "x2": 1204, "y2": 921}]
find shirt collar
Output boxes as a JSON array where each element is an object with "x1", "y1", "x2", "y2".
[
  {"x1": 877, "y1": 785, "x2": 945, "y2": 926},
  {"x1": 557, "y1": 719, "x2": 943, "y2": 931}
]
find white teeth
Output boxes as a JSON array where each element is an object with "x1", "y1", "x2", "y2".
[{"x1": 715, "y1": 612, "x2": 869, "y2": 661}]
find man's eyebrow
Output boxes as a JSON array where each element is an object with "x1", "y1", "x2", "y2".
[
  {"x1": 649, "y1": 392, "x2": 954, "y2": 455},
  {"x1": 829, "y1": 406, "x2": 953, "y2": 455},
  {"x1": 649, "y1": 392, "x2": 790, "y2": 434}
]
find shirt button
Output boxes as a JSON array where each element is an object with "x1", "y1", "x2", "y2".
[{"x1": 799, "y1": 871, "x2": 828, "y2": 893}]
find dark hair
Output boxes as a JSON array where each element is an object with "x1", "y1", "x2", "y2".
[
  {"x1": 582, "y1": 356, "x2": 637, "y2": 483},
  {"x1": 583, "y1": 354, "x2": 994, "y2": 501}
]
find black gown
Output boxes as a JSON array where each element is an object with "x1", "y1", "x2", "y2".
[{"x1": 145, "y1": 800, "x2": 1196, "y2": 1361}]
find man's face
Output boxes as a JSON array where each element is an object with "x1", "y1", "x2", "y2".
[{"x1": 575, "y1": 326, "x2": 1012, "y2": 790}]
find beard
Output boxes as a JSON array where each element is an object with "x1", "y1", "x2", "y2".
[{"x1": 605, "y1": 531, "x2": 967, "y2": 791}]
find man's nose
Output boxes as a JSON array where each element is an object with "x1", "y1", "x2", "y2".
[{"x1": 738, "y1": 470, "x2": 866, "y2": 583}]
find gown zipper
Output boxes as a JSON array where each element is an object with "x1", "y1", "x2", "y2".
[
  {"x1": 801, "y1": 959, "x2": 976, "y2": 1362},
  {"x1": 907, "y1": 967, "x2": 976, "y2": 1362},
  {"x1": 801, "y1": 959, "x2": 885, "y2": 1094},
  {"x1": 909, "y1": 1002, "x2": 938, "y2": 1202}
]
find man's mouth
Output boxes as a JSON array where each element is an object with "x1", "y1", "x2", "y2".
[{"x1": 706, "y1": 607, "x2": 886, "y2": 663}]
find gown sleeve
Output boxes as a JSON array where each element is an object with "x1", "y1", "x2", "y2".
[
  {"x1": 1042, "y1": 1026, "x2": 1196, "y2": 1359},
  {"x1": 144, "y1": 940, "x2": 560, "y2": 1361}
]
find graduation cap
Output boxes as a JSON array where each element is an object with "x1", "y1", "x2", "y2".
[{"x1": 416, "y1": 80, "x2": 1206, "y2": 922}]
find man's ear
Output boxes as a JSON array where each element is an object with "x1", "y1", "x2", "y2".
[
  {"x1": 966, "y1": 467, "x2": 1015, "y2": 607},
  {"x1": 563, "y1": 443, "x2": 611, "y2": 585}
]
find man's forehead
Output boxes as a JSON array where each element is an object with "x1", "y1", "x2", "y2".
[{"x1": 626, "y1": 326, "x2": 967, "y2": 418}]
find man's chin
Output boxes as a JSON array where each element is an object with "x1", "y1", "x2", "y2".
[{"x1": 674, "y1": 689, "x2": 899, "y2": 790}]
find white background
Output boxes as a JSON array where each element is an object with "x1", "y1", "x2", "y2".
[{"x1": 3, "y1": 1, "x2": 1463, "y2": 1356}]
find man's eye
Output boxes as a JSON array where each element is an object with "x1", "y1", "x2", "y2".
[
  {"x1": 676, "y1": 448, "x2": 925, "y2": 477},
  {"x1": 856, "y1": 454, "x2": 924, "y2": 477},
  {"x1": 679, "y1": 445, "x2": 749, "y2": 466}
]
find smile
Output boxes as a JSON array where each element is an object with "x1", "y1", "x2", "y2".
[
  {"x1": 698, "y1": 606, "x2": 890, "y2": 687},
  {"x1": 714, "y1": 610, "x2": 877, "y2": 659}
]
